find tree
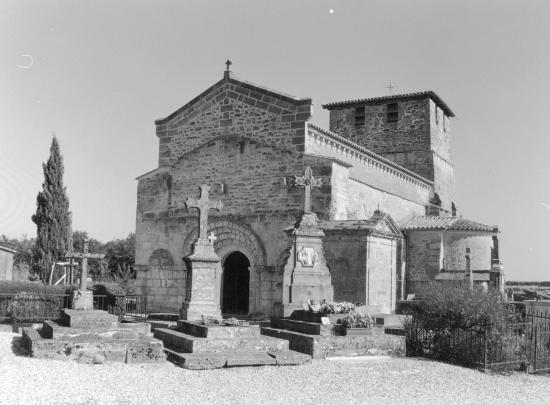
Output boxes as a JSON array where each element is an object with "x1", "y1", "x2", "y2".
[{"x1": 31, "y1": 137, "x2": 72, "y2": 282}]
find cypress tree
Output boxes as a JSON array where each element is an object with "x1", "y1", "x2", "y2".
[{"x1": 31, "y1": 136, "x2": 72, "y2": 282}]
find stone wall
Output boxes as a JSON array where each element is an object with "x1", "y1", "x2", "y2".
[
  {"x1": 0, "y1": 249, "x2": 14, "y2": 281},
  {"x1": 405, "y1": 230, "x2": 442, "y2": 287},
  {"x1": 405, "y1": 230, "x2": 496, "y2": 294},
  {"x1": 345, "y1": 179, "x2": 426, "y2": 226},
  {"x1": 443, "y1": 232, "x2": 494, "y2": 271},
  {"x1": 323, "y1": 232, "x2": 367, "y2": 304}
]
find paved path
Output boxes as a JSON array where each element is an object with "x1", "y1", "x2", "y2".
[{"x1": 1, "y1": 332, "x2": 549, "y2": 404}]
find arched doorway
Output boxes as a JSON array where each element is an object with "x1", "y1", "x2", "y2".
[{"x1": 222, "y1": 251, "x2": 250, "y2": 315}]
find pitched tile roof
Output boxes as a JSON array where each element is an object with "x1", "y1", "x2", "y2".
[
  {"x1": 322, "y1": 90, "x2": 455, "y2": 117},
  {"x1": 401, "y1": 216, "x2": 497, "y2": 232}
]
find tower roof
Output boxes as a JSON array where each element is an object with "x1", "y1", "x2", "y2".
[{"x1": 322, "y1": 90, "x2": 455, "y2": 117}]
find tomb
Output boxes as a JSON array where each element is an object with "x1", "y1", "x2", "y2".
[{"x1": 20, "y1": 241, "x2": 165, "y2": 364}]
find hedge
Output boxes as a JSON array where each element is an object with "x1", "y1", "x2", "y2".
[{"x1": 0, "y1": 281, "x2": 70, "y2": 295}]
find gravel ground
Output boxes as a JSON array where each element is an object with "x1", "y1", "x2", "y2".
[{"x1": 1, "y1": 332, "x2": 549, "y2": 405}]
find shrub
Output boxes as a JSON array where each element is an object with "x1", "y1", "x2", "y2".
[
  {"x1": 413, "y1": 281, "x2": 507, "y2": 330},
  {"x1": 340, "y1": 312, "x2": 374, "y2": 328},
  {"x1": 7, "y1": 292, "x2": 65, "y2": 322},
  {"x1": 0, "y1": 281, "x2": 69, "y2": 295}
]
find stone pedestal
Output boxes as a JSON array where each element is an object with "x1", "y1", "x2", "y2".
[
  {"x1": 280, "y1": 212, "x2": 334, "y2": 317},
  {"x1": 72, "y1": 290, "x2": 94, "y2": 310},
  {"x1": 181, "y1": 239, "x2": 222, "y2": 321}
]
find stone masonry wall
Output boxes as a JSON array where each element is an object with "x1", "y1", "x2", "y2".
[
  {"x1": 155, "y1": 75, "x2": 312, "y2": 167},
  {"x1": 307, "y1": 126, "x2": 432, "y2": 206},
  {"x1": 406, "y1": 230, "x2": 442, "y2": 286},
  {"x1": 323, "y1": 232, "x2": 367, "y2": 304},
  {"x1": 443, "y1": 232, "x2": 493, "y2": 271},
  {"x1": 344, "y1": 179, "x2": 426, "y2": 226},
  {"x1": 135, "y1": 135, "x2": 341, "y2": 314},
  {"x1": 405, "y1": 230, "x2": 495, "y2": 295},
  {"x1": 327, "y1": 98, "x2": 433, "y2": 180}
]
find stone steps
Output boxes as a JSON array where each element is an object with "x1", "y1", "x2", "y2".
[
  {"x1": 163, "y1": 347, "x2": 310, "y2": 370},
  {"x1": 176, "y1": 320, "x2": 261, "y2": 338},
  {"x1": 261, "y1": 323, "x2": 406, "y2": 359},
  {"x1": 154, "y1": 328, "x2": 288, "y2": 354},
  {"x1": 273, "y1": 319, "x2": 343, "y2": 336}
]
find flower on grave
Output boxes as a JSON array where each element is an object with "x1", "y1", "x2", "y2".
[
  {"x1": 339, "y1": 312, "x2": 374, "y2": 328},
  {"x1": 222, "y1": 317, "x2": 240, "y2": 326},
  {"x1": 319, "y1": 302, "x2": 356, "y2": 315}
]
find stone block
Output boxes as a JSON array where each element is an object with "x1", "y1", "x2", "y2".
[
  {"x1": 165, "y1": 349, "x2": 226, "y2": 370},
  {"x1": 72, "y1": 290, "x2": 94, "y2": 310},
  {"x1": 126, "y1": 338, "x2": 166, "y2": 363},
  {"x1": 60, "y1": 309, "x2": 118, "y2": 329},
  {"x1": 267, "y1": 350, "x2": 311, "y2": 366},
  {"x1": 225, "y1": 351, "x2": 276, "y2": 367},
  {"x1": 176, "y1": 321, "x2": 261, "y2": 338}
]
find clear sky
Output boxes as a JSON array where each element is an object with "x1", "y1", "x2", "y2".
[{"x1": 1, "y1": 0, "x2": 549, "y2": 281}]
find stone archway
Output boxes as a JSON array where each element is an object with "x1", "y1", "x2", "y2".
[
  {"x1": 182, "y1": 220, "x2": 266, "y2": 314},
  {"x1": 221, "y1": 251, "x2": 250, "y2": 315}
]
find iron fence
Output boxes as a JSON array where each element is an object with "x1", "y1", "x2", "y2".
[{"x1": 406, "y1": 311, "x2": 550, "y2": 373}]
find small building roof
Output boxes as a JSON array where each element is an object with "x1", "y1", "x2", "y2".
[
  {"x1": 321, "y1": 210, "x2": 403, "y2": 238},
  {"x1": 401, "y1": 216, "x2": 497, "y2": 233},
  {"x1": 0, "y1": 245, "x2": 17, "y2": 254},
  {"x1": 322, "y1": 90, "x2": 455, "y2": 117}
]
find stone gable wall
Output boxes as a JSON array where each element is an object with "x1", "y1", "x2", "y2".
[{"x1": 155, "y1": 79, "x2": 312, "y2": 167}]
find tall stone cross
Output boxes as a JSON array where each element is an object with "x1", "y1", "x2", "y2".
[
  {"x1": 185, "y1": 185, "x2": 223, "y2": 242},
  {"x1": 294, "y1": 167, "x2": 322, "y2": 213},
  {"x1": 65, "y1": 240, "x2": 105, "y2": 291}
]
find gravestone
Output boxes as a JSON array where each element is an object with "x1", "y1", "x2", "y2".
[
  {"x1": 65, "y1": 240, "x2": 105, "y2": 309},
  {"x1": 181, "y1": 184, "x2": 223, "y2": 321},
  {"x1": 279, "y1": 167, "x2": 334, "y2": 317}
]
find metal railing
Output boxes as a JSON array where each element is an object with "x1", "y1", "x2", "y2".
[{"x1": 406, "y1": 311, "x2": 550, "y2": 373}]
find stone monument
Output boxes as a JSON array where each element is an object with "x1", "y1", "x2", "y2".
[
  {"x1": 65, "y1": 239, "x2": 105, "y2": 310},
  {"x1": 181, "y1": 184, "x2": 223, "y2": 321},
  {"x1": 280, "y1": 167, "x2": 334, "y2": 317}
]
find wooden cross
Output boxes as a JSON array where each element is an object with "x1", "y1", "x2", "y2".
[
  {"x1": 225, "y1": 59, "x2": 232, "y2": 71},
  {"x1": 294, "y1": 167, "x2": 322, "y2": 213},
  {"x1": 65, "y1": 239, "x2": 105, "y2": 291},
  {"x1": 185, "y1": 185, "x2": 223, "y2": 241},
  {"x1": 386, "y1": 81, "x2": 396, "y2": 96}
]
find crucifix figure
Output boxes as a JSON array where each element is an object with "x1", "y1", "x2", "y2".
[
  {"x1": 225, "y1": 59, "x2": 232, "y2": 71},
  {"x1": 65, "y1": 239, "x2": 105, "y2": 291},
  {"x1": 294, "y1": 167, "x2": 322, "y2": 213},
  {"x1": 185, "y1": 185, "x2": 223, "y2": 242}
]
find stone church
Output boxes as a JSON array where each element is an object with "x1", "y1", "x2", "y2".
[{"x1": 134, "y1": 65, "x2": 503, "y2": 316}]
